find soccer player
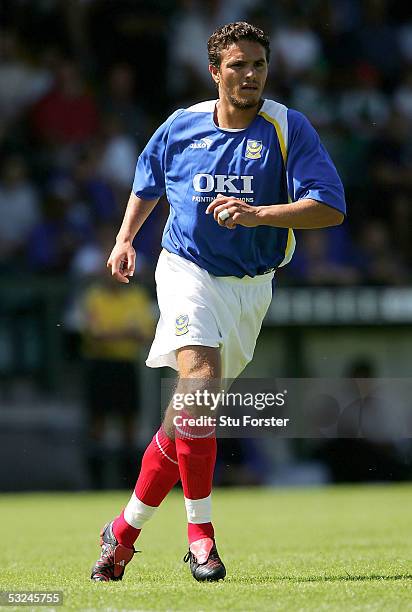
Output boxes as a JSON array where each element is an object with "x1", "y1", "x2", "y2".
[{"x1": 91, "y1": 21, "x2": 346, "y2": 582}]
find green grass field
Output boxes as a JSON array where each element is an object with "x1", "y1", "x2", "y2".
[{"x1": 1, "y1": 485, "x2": 411, "y2": 611}]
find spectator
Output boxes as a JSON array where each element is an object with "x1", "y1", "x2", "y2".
[
  {"x1": 98, "y1": 114, "x2": 139, "y2": 202},
  {"x1": 286, "y1": 227, "x2": 361, "y2": 286},
  {"x1": 356, "y1": 220, "x2": 409, "y2": 285},
  {"x1": 398, "y1": 20, "x2": 412, "y2": 63},
  {"x1": 356, "y1": 0, "x2": 401, "y2": 84},
  {"x1": 270, "y1": 15, "x2": 322, "y2": 79},
  {"x1": 0, "y1": 29, "x2": 52, "y2": 127},
  {"x1": 167, "y1": 0, "x2": 255, "y2": 103},
  {"x1": 338, "y1": 63, "x2": 390, "y2": 135},
  {"x1": 0, "y1": 155, "x2": 41, "y2": 268},
  {"x1": 30, "y1": 59, "x2": 99, "y2": 146},
  {"x1": 73, "y1": 147, "x2": 119, "y2": 223},
  {"x1": 26, "y1": 181, "x2": 90, "y2": 273},
  {"x1": 311, "y1": 357, "x2": 410, "y2": 482},
  {"x1": 289, "y1": 68, "x2": 335, "y2": 128},
  {"x1": 100, "y1": 63, "x2": 148, "y2": 144},
  {"x1": 391, "y1": 193, "x2": 412, "y2": 268},
  {"x1": 393, "y1": 68, "x2": 412, "y2": 123},
  {"x1": 370, "y1": 111, "x2": 412, "y2": 197},
  {"x1": 78, "y1": 266, "x2": 155, "y2": 488}
]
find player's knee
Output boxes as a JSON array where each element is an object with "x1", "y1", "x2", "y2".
[
  {"x1": 175, "y1": 377, "x2": 219, "y2": 417},
  {"x1": 173, "y1": 346, "x2": 222, "y2": 418},
  {"x1": 176, "y1": 345, "x2": 221, "y2": 379}
]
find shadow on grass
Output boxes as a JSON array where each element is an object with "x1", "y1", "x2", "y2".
[{"x1": 229, "y1": 573, "x2": 412, "y2": 584}]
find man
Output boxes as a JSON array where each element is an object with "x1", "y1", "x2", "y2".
[
  {"x1": 79, "y1": 264, "x2": 154, "y2": 489},
  {"x1": 91, "y1": 21, "x2": 345, "y2": 583}
]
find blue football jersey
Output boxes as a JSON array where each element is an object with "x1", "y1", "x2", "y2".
[{"x1": 132, "y1": 99, "x2": 346, "y2": 278}]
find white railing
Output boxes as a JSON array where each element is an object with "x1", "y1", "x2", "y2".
[{"x1": 266, "y1": 287, "x2": 412, "y2": 325}]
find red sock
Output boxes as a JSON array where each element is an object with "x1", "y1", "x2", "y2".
[
  {"x1": 113, "y1": 427, "x2": 180, "y2": 547},
  {"x1": 135, "y1": 427, "x2": 179, "y2": 506},
  {"x1": 175, "y1": 433, "x2": 217, "y2": 545},
  {"x1": 112, "y1": 511, "x2": 141, "y2": 549},
  {"x1": 188, "y1": 521, "x2": 214, "y2": 543}
]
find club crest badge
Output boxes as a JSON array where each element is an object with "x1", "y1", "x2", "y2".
[
  {"x1": 245, "y1": 139, "x2": 263, "y2": 159},
  {"x1": 175, "y1": 314, "x2": 189, "y2": 336}
]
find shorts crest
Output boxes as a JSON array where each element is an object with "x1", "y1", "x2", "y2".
[{"x1": 175, "y1": 314, "x2": 189, "y2": 336}]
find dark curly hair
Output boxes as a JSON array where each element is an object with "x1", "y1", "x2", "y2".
[{"x1": 208, "y1": 22, "x2": 270, "y2": 69}]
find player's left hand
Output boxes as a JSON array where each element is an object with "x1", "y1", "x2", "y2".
[{"x1": 206, "y1": 194, "x2": 261, "y2": 229}]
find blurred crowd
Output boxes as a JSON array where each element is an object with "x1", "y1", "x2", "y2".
[
  {"x1": 2, "y1": 0, "x2": 412, "y2": 490},
  {"x1": 1, "y1": 0, "x2": 412, "y2": 287}
]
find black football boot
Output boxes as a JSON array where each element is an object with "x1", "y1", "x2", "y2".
[
  {"x1": 184, "y1": 537, "x2": 226, "y2": 582},
  {"x1": 91, "y1": 521, "x2": 135, "y2": 581}
]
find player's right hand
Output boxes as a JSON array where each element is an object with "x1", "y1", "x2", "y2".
[{"x1": 106, "y1": 240, "x2": 136, "y2": 284}]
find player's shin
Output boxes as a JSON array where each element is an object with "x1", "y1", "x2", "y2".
[
  {"x1": 175, "y1": 418, "x2": 217, "y2": 546},
  {"x1": 112, "y1": 427, "x2": 180, "y2": 547},
  {"x1": 176, "y1": 423, "x2": 226, "y2": 581}
]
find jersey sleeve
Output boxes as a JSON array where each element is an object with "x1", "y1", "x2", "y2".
[
  {"x1": 132, "y1": 109, "x2": 183, "y2": 200},
  {"x1": 286, "y1": 109, "x2": 346, "y2": 215}
]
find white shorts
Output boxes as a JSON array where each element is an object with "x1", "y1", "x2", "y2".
[{"x1": 146, "y1": 250, "x2": 274, "y2": 379}]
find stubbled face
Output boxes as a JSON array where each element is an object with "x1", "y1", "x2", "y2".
[{"x1": 210, "y1": 40, "x2": 268, "y2": 110}]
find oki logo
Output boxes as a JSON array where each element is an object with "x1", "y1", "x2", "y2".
[{"x1": 193, "y1": 174, "x2": 254, "y2": 194}]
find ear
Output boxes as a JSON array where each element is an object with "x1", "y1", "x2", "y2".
[{"x1": 209, "y1": 64, "x2": 220, "y2": 86}]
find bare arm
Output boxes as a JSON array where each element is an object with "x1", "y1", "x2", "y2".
[
  {"x1": 206, "y1": 195, "x2": 344, "y2": 230},
  {"x1": 107, "y1": 191, "x2": 159, "y2": 283},
  {"x1": 255, "y1": 198, "x2": 344, "y2": 228}
]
